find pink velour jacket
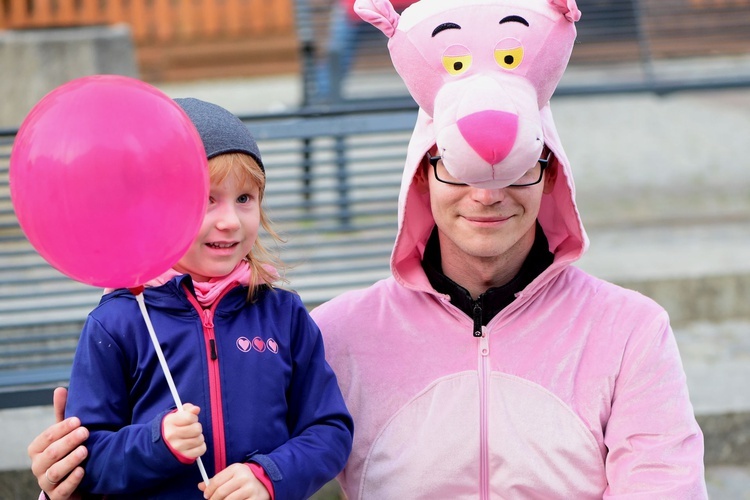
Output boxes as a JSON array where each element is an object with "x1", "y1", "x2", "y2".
[
  {"x1": 312, "y1": 104, "x2": 707, "y2": 499},
  {"x1": 312, "y1": 0, "x2": 707, "y2": 498}
]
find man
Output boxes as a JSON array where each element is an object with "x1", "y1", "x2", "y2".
[
  {"x1": 312, "y1": 1, "x2": 706, "y2": 494},
  {"x1": 29, "y1": 0, "x2": 707, "y2": 497},
  {"x1": 308, "y1": 107, "x2": 707, "y2": 498}
]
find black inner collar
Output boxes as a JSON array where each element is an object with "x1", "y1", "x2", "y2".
[{"x1": 421, "y1": 222, "x2": 554, "y2": 326}]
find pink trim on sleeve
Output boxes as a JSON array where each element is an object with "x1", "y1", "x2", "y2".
[{"x1": 246, "y1": 462, "x2": 275, "y2": 500}]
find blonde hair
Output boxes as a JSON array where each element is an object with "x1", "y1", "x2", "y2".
[{"x1": 208, "y1": 153, "x2": 287, "y2": 300}]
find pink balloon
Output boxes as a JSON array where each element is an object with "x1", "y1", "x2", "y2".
[{"x1": 10, "y1": 75, "x2": 209, "y2": 289}]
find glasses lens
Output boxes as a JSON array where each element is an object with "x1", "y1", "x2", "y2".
[
  {"x1": 510, "y1": 163, "x2": 542, "y2": 187},
  {"x1": 433, "y1": 158, "x2": 465, "y2": 185},
  {"x1": 428, "y1": 152, "x2": 548, "y2": 187}
]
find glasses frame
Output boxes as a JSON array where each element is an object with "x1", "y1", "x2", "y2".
[{"x1": 427, "y1": 148, "x2": 552, "y2": 187}]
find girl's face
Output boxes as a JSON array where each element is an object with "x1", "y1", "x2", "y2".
[{"x1": 174, "y1": 162, "x2": 261, "y2": 282}]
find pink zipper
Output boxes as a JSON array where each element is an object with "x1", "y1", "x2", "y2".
[
  {"x1": 184, "y1": 286, "x2": 235, "y2": 473},
  {"x1": 479, "y1": 329, "x2": 490, "y2": 500}
]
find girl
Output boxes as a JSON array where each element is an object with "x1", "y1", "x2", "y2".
[{"x1": 64, "y1": 97, "x2": 353, "y2": 499}]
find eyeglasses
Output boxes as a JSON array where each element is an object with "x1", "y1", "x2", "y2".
[{"x1": 427, "y1": 148, "x2": 552, "y2": 187}]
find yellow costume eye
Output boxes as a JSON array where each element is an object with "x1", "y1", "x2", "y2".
[
  {"x1": 442, "y1": 54, "x2": 472, "y2": 75},
  {"x1": 494, "y1": 47, "x2": 523, "y2": 69}
]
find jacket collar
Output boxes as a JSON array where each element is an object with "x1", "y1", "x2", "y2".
[{"x1": 421, "y1": 222, "x2": 553, "y2": 325}]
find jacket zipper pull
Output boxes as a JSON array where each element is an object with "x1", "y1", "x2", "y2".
[
  {"x1": 202, "y1": 310, "x2": 217, "y2": 360},
  {"x1": 472, "y1": 302, "x2": 482, "y2": 338},
  {"x1": 202, "y1": 309, "x2": 214, "y2": 328}
]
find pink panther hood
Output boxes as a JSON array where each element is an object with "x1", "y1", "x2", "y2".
[
  {"x1": 354, "y1": 0, "x2": 588, "y2": 291},
  {"x1": 356, "y1": 0, "x2": 580, "y2": 188},
  {"x1": 393, "y1": 106, "x2": 588, "y2": 293},
  {"x1": 353, "y1": 0, "x2": 587, "y2": 287}
]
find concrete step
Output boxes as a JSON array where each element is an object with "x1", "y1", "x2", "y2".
[
  {"x1": 578, "y1": 220, "x2": 750, "y2": 326},
  {"x1": 706, "y1": 464, "x2": 750, "y2": 500},
  {"x1": 0, "y1": 466, "x2": 749, "y2": 498},
  {"x1": 677, "y1": 320, "x2": 750, "y2": 466}
]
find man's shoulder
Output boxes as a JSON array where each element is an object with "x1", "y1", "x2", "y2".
[
  {"x1": 311, "y1": 277, "x2": 398, "y2": 327},
  {"x1": 559, "y1": 266, "x2": 665, "y2": 313}
]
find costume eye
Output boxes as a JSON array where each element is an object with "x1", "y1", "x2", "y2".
[
  {"x1": 442, "y1": 54, "x2": 472, "y2": 75},
  {"x1": 494, "y1": 46, "x2": 523, "y2": 69}
]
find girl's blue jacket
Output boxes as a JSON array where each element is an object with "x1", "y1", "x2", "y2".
[{"x1": 66, "y1": 275, "x2": 353, "y2": 499}]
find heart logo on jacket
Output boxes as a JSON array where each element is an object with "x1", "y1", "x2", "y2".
[
  {"x1": 252, "y1": 337, "x2": 266, "y2": 352},
  {"x1": 236, "y1": 337, "x2": 251, "y2": 352},
  {"x1": 267, "y1": 338, "x2": 278, "y2": 353}
]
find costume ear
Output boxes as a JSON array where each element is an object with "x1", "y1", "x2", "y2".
[
  {"x1": 354, "y1": 0, "x2": 400, "y2": 38},
  {"x1": 548, "y1": 0, "x2": 582, "y2": 22}
]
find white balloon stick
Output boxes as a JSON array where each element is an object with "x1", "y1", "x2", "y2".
[{"x1": 134, "y1": 291, "x2": 210, "y2": 486}]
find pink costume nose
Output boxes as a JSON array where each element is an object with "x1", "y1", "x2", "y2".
[{"x1": 457, "y1": 110, "x2": 518, "y2": 165}]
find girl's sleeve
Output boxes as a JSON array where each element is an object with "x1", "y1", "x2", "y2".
[
  {"x1": 65, "y1": 314, "x2": 187, "y2": 495},
  {"x1": 603, "y1": 310, "x2": 708, "y2": 499},
  {"x1": 247, "y1": 297, "x2": 354, "y2": 500}
]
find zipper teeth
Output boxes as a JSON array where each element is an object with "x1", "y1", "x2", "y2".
[
  {"x1": 480, "y1": 332, "x2": 490, "y2": 500},
  {"x1": 212, "y1": 355, "x2": 225, "y2": 468},
  {"x1": 184, "y1": 285, "x2": 232, "y2": 473},
  {"x1": 205, "y1": 315, "x2": 226, "y2": 471}
]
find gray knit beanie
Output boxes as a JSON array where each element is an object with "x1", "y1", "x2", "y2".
[{"x1": 174, "y1": 97, "x2": 264, "y2": 172}]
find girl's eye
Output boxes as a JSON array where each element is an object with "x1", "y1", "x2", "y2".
[
  {"x1": 442, "y1": 54, "x2": 472, "y2": 75},
  {"x1": 237, "y1": 194, "x2": 251, "y2": 203},
  {"x1": 494, "y1": 46, "x2": 523, "y2": 69}
]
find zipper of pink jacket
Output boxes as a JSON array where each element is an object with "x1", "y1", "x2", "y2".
[
  {"x1": 472, "y1": 301, "x2": 491, "y2": 499},
  {"x1": 479, "y1": 326, "x2": 490, "y2": 500},
  {"x1": 184, "y1": 286, "x2": 235, "y2": 474}
]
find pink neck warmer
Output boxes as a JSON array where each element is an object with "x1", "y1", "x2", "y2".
[
  {"x1": 188, "y1": 261, "x2": 251, "y2": 308},
  {"x1": 106, "y1": 261, "x2": 252, "y2": 309}
]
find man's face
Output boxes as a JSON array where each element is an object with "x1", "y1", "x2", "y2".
[{"x1": 424, "y1": 156, "x2": 555, "y2": 268}]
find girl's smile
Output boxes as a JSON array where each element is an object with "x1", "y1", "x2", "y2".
[{"x1": 174, "y1": 167, "x2": 261, "y2": 282}]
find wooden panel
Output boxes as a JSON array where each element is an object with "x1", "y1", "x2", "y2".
[
  {"x1": 177, "y1": 0, "x2": 199, "y2": 39},
  {"x1": 199, "y1": 0, "x2": 219, "y2": 38},
  {"x1": 130, "y1": 0, "x2": 150, "y2": 40},
  {"x1": 154, "y1": 0, "x2": 173, "y2": 41},
  {"x1": 105, "y1": 0, "x2": 126, "y2": 24},
  {"x1": 274, "y1": 0, "x2": 295, "y2": 31},
  {"x1": 247, "y1": 0, "x2": 264, "y2": 33},
  {"x1": 9, "y1": 0, "x2": 29, "y2": 26},
  {"x1": 225, "y1": 0, "x2": 246, "y2": 37},
  {"x1": 80, "y1": 0, "x2": 101, "y2": 24},
  {"x1": 0, "y1": 0, "x2": 294, "y2": 37},
  {"x1": 135, "y1": 33, "x2": 299, "y2": 81},
  {"x1": 57, "y1": 0, "x2": 76, "y2": 24},
  {"x1": 32, "y1": 0, "x2": 54, "y2": 25}
]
